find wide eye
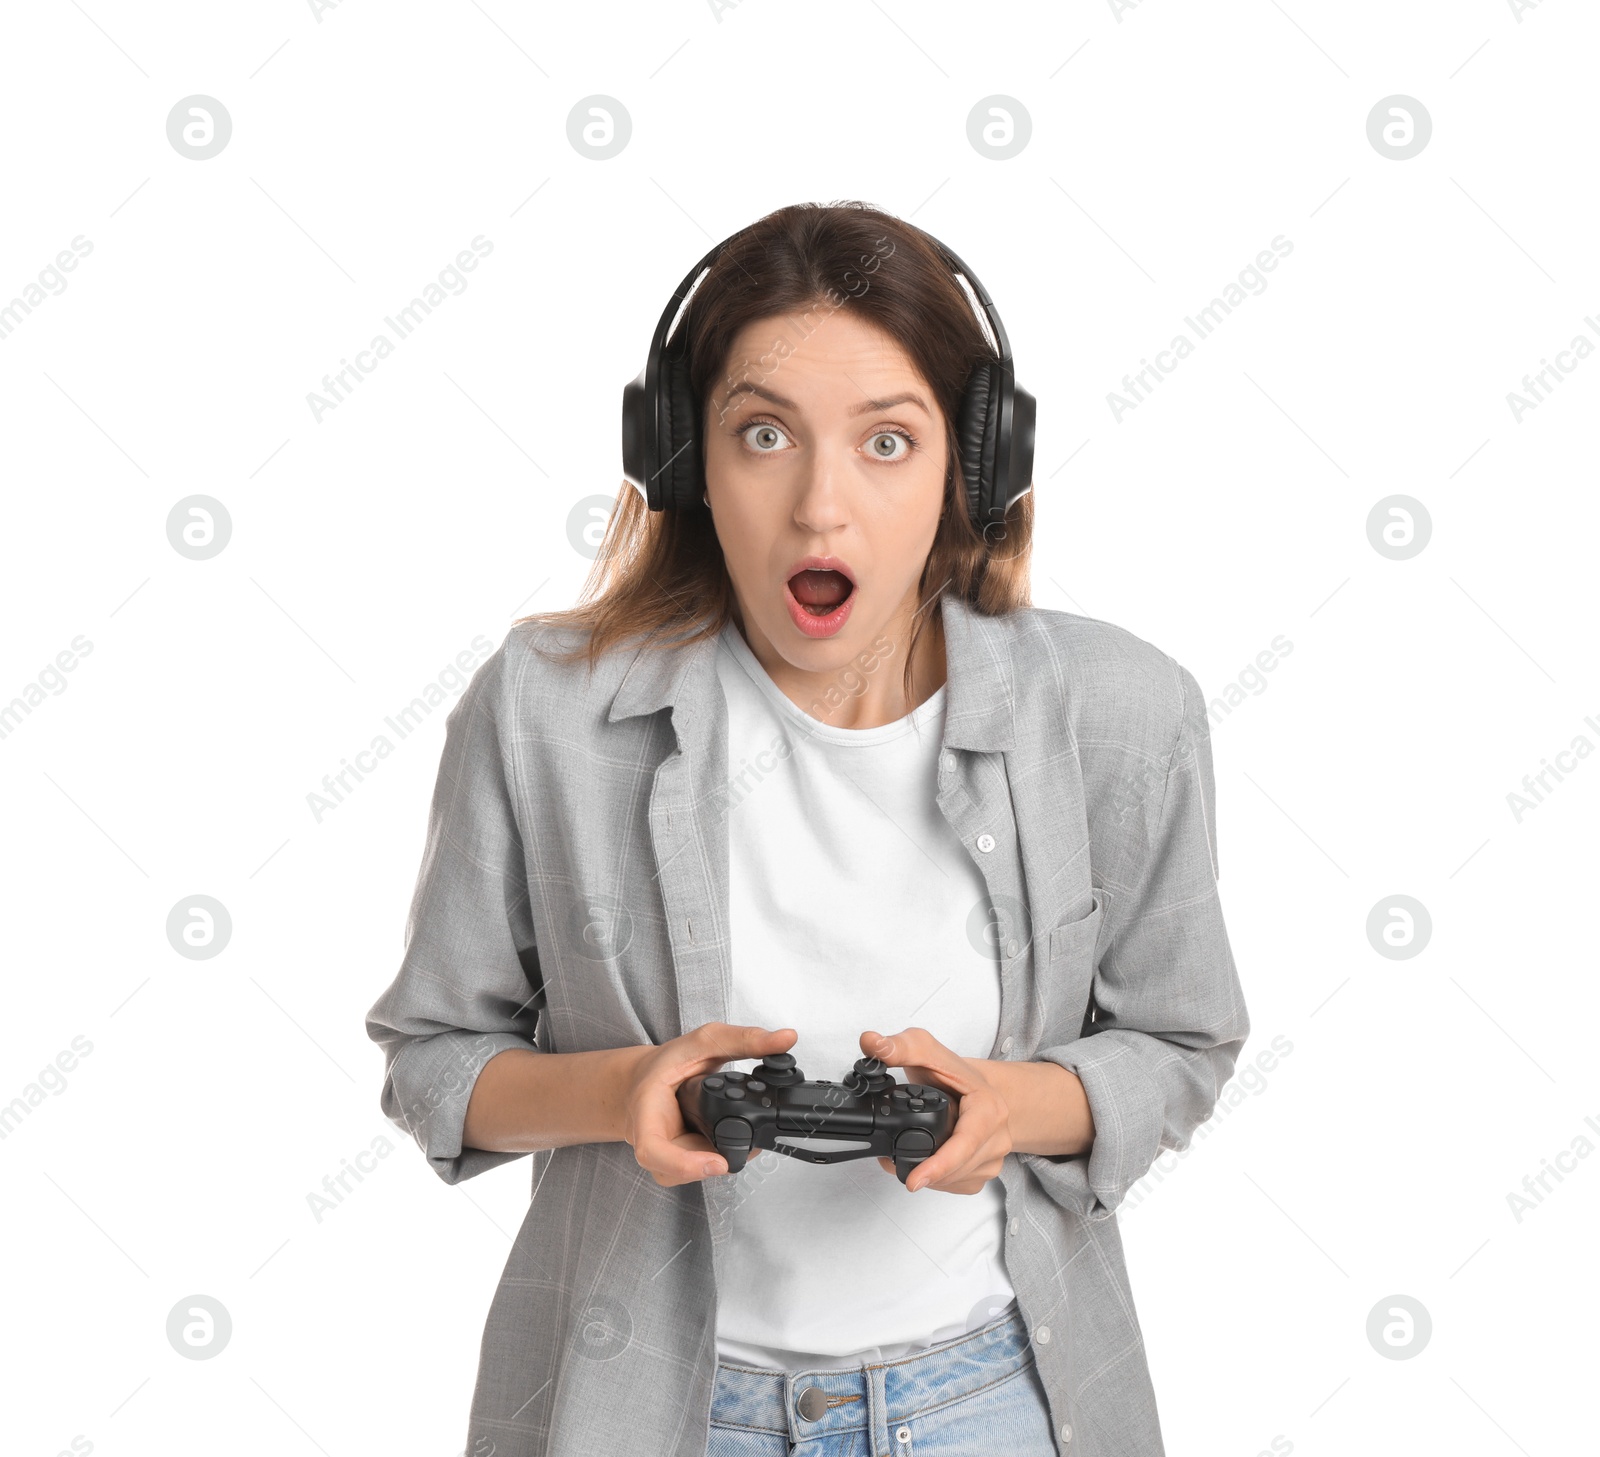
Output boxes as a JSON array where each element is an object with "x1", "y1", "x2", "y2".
[
  {"x1": 866, "y1": 430, "x2": 911, "y2": 462},
  {"x1": 740, "y1": 421, "x2": 789, "y2": 454}
]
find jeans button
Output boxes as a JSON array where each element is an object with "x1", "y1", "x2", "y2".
[
  {"x1": 796, "y1": 1385, "x2": 828, "y2": 1421},
  {"x1": 896, "y1": 1425, "x2": 911, "y2": 1443}
]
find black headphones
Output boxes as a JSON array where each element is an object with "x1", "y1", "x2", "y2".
[{"x1": 620, "y1": 220, "x2": 1035, "y2": 539}]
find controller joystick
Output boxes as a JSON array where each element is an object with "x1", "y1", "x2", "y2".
[
  {"x1": 843, "y1": 1056, "x2": 893, "y2": 1095},
  {"x1": 754, "y1": 1052, "x2": 803, "y2": 1086}
]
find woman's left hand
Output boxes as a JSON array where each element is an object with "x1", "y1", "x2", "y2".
[{"x1": 860, "y1": 1028, "x2": 1011, "y2": 1194}]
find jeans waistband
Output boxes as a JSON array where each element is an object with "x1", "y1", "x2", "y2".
[{"x1": 710, "y1": 1304, "x2": 1034, "y2": 1445}]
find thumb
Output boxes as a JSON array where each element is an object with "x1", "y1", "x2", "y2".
[{"x1": 695, "y1": 1022, "x2": 796, "y2": 1064}]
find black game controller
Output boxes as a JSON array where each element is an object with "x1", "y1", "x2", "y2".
[{"x1": 676, "y1": 1053, "x2": 957, "y2": 1186}]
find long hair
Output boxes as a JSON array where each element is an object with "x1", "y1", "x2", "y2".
[{"x1": 519, "y1": 200, "x2": 1034, "y2": 707}]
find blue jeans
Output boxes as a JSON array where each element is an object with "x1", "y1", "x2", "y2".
[{"x1": 705, "y1": 1305, "x2": 1059, "y2": 1456}]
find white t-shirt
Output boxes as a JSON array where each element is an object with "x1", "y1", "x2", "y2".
[{"x1": 710, "y1": 620, "x2": 1017, "y2": 1371}]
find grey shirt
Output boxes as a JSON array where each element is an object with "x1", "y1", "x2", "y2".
[{"x1": 365, "y1": 588, "x2": 1250, "y2": 1457}]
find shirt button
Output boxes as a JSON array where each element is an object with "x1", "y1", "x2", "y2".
[
  {"x1": 976, "y1": 832, "x2": 996, "y2": 853},
  {"x1": 1061, "y1": 1423, "x2": 1073, "y2": 1443},
  {"x1": 1036, "y1": 1325, "x2": 1051, "y2": 1344},
  {"x1": 941, "y1": 751, "x2": 956, "y2": 773},
  {"x1": 1000, "y1": 1036, "x2": 1014, "y2": 1055},
  {"x1": 1008, "y1": 1216, "x2": 1020, "y2": 1235},
  {"x1": 1005, "y1": 939, "x2": 1018, "y2": 957}
]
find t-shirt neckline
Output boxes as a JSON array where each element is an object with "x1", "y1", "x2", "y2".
[{"x1": 716, "y1": 620, "x2": 946, "y2": 747}]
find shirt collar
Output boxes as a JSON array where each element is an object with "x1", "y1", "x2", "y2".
[{"x1": 606, "y1": 587, "x2": 1016, "y2": 752}]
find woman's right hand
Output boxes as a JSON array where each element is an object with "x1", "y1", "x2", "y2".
[{"x1": 620, "y1": 1021, "x2": 796, "y2": 1188}]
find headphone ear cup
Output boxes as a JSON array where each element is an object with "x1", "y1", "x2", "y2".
[
  {"x1": 1006, "y1": 383, "x2": 1037, "y2": 518},
  {"x1": 956, "y1": 359, "x2": 1001, "y2": 532},
  {"x1": 621, "y1": 371, "x2": 651, "y2": 505},
  {"x1": 659, "y1": 345, "x2": 704, "y2": 511}
]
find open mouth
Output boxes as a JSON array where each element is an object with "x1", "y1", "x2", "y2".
[{"x1": 787, "y1": 568, "x2": 856, "y2": 617}]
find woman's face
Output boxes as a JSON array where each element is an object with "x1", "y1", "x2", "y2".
[{"x1": 702, "y1": 307, "x2": 949, "y2": 684}]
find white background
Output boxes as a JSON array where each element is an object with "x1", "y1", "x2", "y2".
[{"x1": 2, "y1": 1, "x2": 1595, "y2": 1454}]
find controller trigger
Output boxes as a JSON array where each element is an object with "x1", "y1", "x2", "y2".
[
  {"x1": 893, "y1": 1128, "x2": 937, "y2": 1187},
  {"x1": 713, "y1": 1116, "x2": 754, "y2": 1173}
]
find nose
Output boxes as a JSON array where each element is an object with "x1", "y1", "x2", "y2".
[{"x1": 791, "y1": 447, "x2": 849, "y2": 536}]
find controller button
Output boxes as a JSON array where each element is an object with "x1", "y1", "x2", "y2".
[
  {"x1": 892, "y1": 1089, "x2": 910, "y2": 1101},
  {"x1": 909, "y1": 1098, "x2": 925, "y2": 1110},
  {"x1": 897, "y1": 1130, "x2": 935, "y2": 1154},
  {"x1": 746, "y1": 1079, "x2": 766, "y2": 1093},
  {"x1": 724, "y1": 1086, "x2": 747, "y2": 1101},
  {"x1": 705, "y1": 1076, "x2": 725, "y2": 1090},
  {"x1": 725, "y1": 1070, "x2": 747, "y2": 1082}
]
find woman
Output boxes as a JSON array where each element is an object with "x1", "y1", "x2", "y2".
[{"x1": 366, "y1": 201, "x2": 1249, "y2": 1457}]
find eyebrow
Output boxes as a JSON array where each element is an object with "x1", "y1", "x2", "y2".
[{"x1": 719, "y1": 381, "x2": 932, "y2": 418}]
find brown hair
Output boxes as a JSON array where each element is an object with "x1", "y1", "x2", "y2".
[{"x1": 518, "y1": 200, "x2": 1033, "y2": 706}]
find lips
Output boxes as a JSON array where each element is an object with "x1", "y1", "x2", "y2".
[{"x1": 783, "y1": 556, "x2": 857, "y2": 639}]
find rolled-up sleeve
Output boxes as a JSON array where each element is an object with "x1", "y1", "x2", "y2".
[
  {"x1": 1025, "y1": 661, "x2": 1249, "y2": 1218},
  {"x1": 364, "y1": 637, "x2": 545, "y2": 1185}
]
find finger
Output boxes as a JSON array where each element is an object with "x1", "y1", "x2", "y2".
[
  {"x1": 636, "y1": 1128, "x2": 719, "y2": 1184},
  {"x1": 692, "y1": 1021, "x2": 797, "y2": 1071},
  {"x1": 906, "y1": 1102, "x2": 1000, "y2": 1191},
  {"x1": 864, "y1": 1027, "x2": 950, "y2": 1077},
  {"x1": 935, "y1": 1177, "x2": 989, "y2": 1196},
  {"x1": 920, "y1": 1126, "x2": 1013, "y2": 1194},
  {"x1": 864, "y1": 1028, "x2": 979, "y2": 1097},
  {"x1": 669, "y1": 1130, "x2": 726, "y2": 1173},
  {"x1": 634, "y1": 1088, "x2": 724, "y2": 1184}
]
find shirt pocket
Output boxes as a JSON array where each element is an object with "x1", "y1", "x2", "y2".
[{"x1": 1040, "y1": 893, "x2": 1105, "y2": 1048}]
